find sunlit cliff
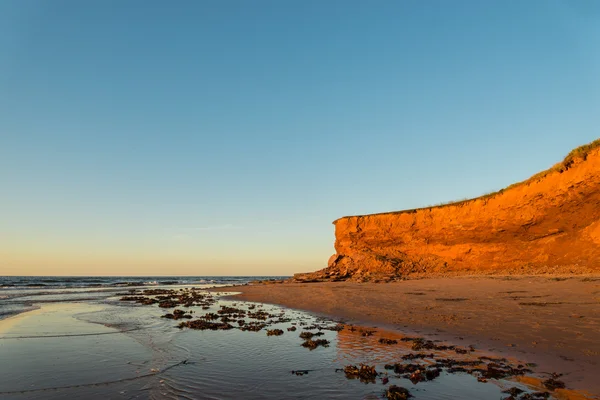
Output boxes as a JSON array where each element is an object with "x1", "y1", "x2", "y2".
[{"x1": 297, "y1": 140, "x2": 600, "y2": 281}]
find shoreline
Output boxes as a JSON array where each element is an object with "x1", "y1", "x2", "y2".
[{"x1": 213, "y1": 276, "x2": 600, "y2": 396}]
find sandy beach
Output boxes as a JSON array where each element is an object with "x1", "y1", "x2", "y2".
[{"x1": 219, "y1": 276, "x2": 600, "y2": 396}]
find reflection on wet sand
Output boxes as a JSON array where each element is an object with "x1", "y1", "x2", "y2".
[{"x1": 334, "y1": 324, "x2": 598, "y2": 400}]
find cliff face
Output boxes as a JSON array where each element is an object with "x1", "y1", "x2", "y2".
[{"x1": 297, "y1": 141, "x2": 600, "y2": 281}]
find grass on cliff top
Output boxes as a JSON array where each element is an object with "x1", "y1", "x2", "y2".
[{"x1": 335, "y1": 138, "x2": 600, "y2": 222}]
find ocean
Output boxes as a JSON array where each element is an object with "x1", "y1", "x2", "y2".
[
  {"x1": 0, "y1": 276, "x2": 285, "y2": 320},
  {"x1": 0, "y1": 275, "x2": 282, "y2": 290}
]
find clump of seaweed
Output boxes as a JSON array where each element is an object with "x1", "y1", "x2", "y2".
[
  {"x1": 301, "y1": 339, "x2": 330, "y2": 350},
  {"x1": 178, "y1": 319, "x2": 234, "y2": 330},
  {"x1": 299, "y1": 331, "x2": 324, "y2": 340},
  {"x1": 342, "y1": 364, "x2": 378, "y2": 383},
  {"x1": 162, "y1": 309, "x2": 192, "y2": 320},
  {"x1": 543, "y1": 374, "x2": 566, "y2": 391},
  {"x1": 240, "y1": 322, "x2": 266, "y2": 332},
  {"x1": 385, "y1": 385, "x2": 412, "y2": 400}
]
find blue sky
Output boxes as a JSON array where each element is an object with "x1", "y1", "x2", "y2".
[{"x1": 1, "y1": 1, "x2": 599, "y2": 276}]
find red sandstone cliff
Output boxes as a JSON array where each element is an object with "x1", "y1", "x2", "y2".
[{"x1": 297, "y1": 140, "x2": 600, "y2": 281}]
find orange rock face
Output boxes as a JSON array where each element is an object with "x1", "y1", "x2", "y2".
[{"x1": 298, "y1": 143, "x2": 600, "y2": 281}]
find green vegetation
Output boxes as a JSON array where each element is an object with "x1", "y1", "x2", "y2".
[
  {"x1": 499, "y1": 138, "x2": 600, "y2": 193},
  {"x1": 515, "y1": 138, "x2": 600, "y2": 186},
  {"x1": 427, "y1": 198, "x2": 470, "y2": 208},
  {"x1": 335, "y1": 138, "x2": 600, "y2": 222}
]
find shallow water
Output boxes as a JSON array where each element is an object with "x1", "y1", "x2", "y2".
[{"x1": 0, "y1": 287, "x2": 570, "y2": 399}]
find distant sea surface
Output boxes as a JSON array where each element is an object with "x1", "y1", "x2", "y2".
[
  {"x1": 0, "y1": 276, "x2": 288, "y2": 320},
  {"x1": 0, "y1": 275, "x2": 285, "y2": 289}
]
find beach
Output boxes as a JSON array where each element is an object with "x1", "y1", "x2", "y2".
[
  {"x1": 0, "y1": 277, "x2": 598, "y2": 399},
  {"x1": 219, "y1": 276, "x2": 600, "y2": 396}
]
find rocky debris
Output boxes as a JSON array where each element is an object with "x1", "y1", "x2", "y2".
[
  {"x1": 252, "y1": 279, "x2": 286, "y2": 285},
  {"x1": 520, "y1": 393, "x2": 550, "y2": 400},
  {"x1": 119, "y1": 288, "x2": 217, "y2": 309},
  {"x1": 327, "y1": 323, "x2": 345, "y2": 332},
  {"x1": 301, "y1": 339, "x2": 330, "y2": 350},
  {"x1": 158, "y1": 300, "x2": 178, "y2": 308},
  {"x1": 142, "y1": 289, "x2": 175, "y2": 295},
  {"x1": 502, "y1": 391, "x2": 551, "y2": 400},
  {"x1": 382, "y1": 355, "x2": 533, "y2": 386},
  {"x1": 291, "y1": 370, "x2": 312, "y2": 376},
  {"x1": 162, "y1": 309, "x2": 192, "y2": 320},
  {"x1": 299, "y1": 331, "x2": 324, "y2": 340},
  {"x1": 401, "y1": 353, "x2": 434, "y2": 360},
  {"x1": 503, "y1": 387, "x2": 525, "y2": 397},
  {"x1": 295, "y1": 322, "x2": 344, "y2": 332},
  {"x1": 398, "y1": 337, "x2": 471, "y2": 354},
  {"x1": 271, "y1": 316, "x2": 292, "y2": 324},
  {"x1": 178, "y1": 320, "x2": 234, "y2": 330},
  {"x1": 341, "y1": 364, "x2": 378, "y2": 383},
  {"x1": 400, "y1": 336, "x2": 420, "y2": 342},
  {"x1": 218, "y1": 306, "x2": 246, "y2": 317},
  {"x1": 408, "y1": 338, "x2": 455, "y2": 351},
  {"x1": 451, "y1": 358, "x2": 530, "y2": 379},
  {"x1": 119, "y1": 296, "x2": 158, "y2": 305},
  {"x1": 474, "y1": 362, "x2": 532, "y2": 380},
  {"x1": 407, "y1": 367, "x2": 441, "y2": 384},
  {"x1": 384, "y1": 362, "x2": 441, "y2": 383},
  {"x1": 385, "y1": 385, "x2": 412, "y2": 400},
  {"x1": 178, "y1": 319, "x2": 233, "y2": 331},
  {"x1": 247, "y1": 310, "x2": 273, "y2": 320},
  {"x1": 543, "y1": 374, "x2": 566, "y2": 391},
  {"x1": 240, "y1": 322, "x2": 267, "y2": 332}
]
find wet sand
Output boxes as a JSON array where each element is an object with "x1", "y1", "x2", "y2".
[
  {"x1": 218, "y1": 276, "x2": 600, "y2": 396},
  {"x1": 0, "y1": 302, "x2": 154, "y2": 399}
]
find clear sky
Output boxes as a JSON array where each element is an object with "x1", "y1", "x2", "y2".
[{"x1": 1, "y1": 1, "x2": 599, "y2": 276}]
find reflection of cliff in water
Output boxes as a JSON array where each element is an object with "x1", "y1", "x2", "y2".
[
  {"x1": 333, "y1": 325, "x2": 593, "y2": 400},
  {"x1": 334, "y1": 325, "x2": 435, "y2": 365}
]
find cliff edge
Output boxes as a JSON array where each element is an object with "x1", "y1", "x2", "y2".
[{"x1": 297, "y1": 139, "x2": 600, "y2": 281}]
